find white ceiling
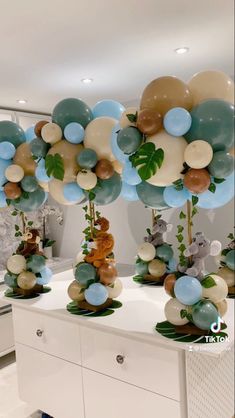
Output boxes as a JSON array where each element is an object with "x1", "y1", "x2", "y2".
[{"x1": 0, "y1": 0, "x2": 234, "y2": 113}]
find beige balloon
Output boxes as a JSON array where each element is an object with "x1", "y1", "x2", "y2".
[
  {"x1": 137, "y1": 242, "x2": 156, "y2": 262},
  {"x1": 148, "y1": 259, "x2": 166, "y2": 278},
  {"x1": 13, "y1": 143, "x2": 36, "y2": 175},
  {"x1": 119, "y1": 107, "x2": 138, "y2": 128},
  {"x1": 107, "y1": 278, "x2": 123, "y2": 299},
  {"x1": 68, "y1": 280, "x2": 85, "y2": 301},
  {"x1": 48, "y1": 179, "x2": 76, "y2": 205},
  {"x1": 146, "y1": 131, "x2": 187, "y2": 186},
  {"x1": 41, "y1": 122, "x2": 62, "y2": 144},
  {"x1": 76, "y1": 170, "x2": 97, "y2": 190},
  {"x1": 84, "y1": 117, "x2": 117, "y2": 161},
  {"x1": 218, "y1": 266, "x2": 235, "y2": 287},
  {"x1": 202, "y1": 274, "x2": 228, "y2": 303},
  {"x1": 189, "y1": 70, "x2": 234, "y2": 106},
  {"x1": 17, "y1": 271, "x2": 36, "y2": 290},
  {"x1": 184, "y1": 140, "x2": 213, "y2": 169},
  {"x1": 112, "y1": 160, "x2": 123, "y2": 174},
  {"x1": 164, "y1": 298, "x2": 189, "y2": 326},
  {"x1": 215, "y1": 299, "x2": 228, "y2": 317},
  {"x1": 5, "y1": 164, "x2": 24, "y2": 183},
  {"x1": 38, "y1": 180, "x2": 49, "y2": 192},
  {"x1": 75, "y1": 251, "x2": 85, "y2": 266},
  {"x1": 48, "y1": 141, "x2": 83, "y2": 182},
  {"x1": 7, "y1": 255, "x2": 26, "y2": 275}
]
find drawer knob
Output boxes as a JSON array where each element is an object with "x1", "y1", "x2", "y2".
[
  {"x1": 36, "y1": 329, "x2": 44, "y2": 337},
  {"x1": 116, "y1": 355, "x2": 125, "y2": 364}
]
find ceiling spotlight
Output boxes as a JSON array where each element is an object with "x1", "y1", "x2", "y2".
[
  {"x1": 17, "y1": 99, "x2": 27, "y2": 104},
  {"x1": 174, "y1": 47, "x2": 189, "y2": 54},
  {"x1": 81, "y1": 78, "x2": 93, "y2": 84}
]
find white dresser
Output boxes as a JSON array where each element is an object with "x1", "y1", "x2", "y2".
[{"x1": 1, "y1": 271, "x2": 234, "y2": 418}]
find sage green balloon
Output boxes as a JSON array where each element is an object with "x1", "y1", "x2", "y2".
[
  {"x1": 192, "y1": 300, "x2": 219, "y2": 330},
  {"x1": 185, "y1": 99, "x2": 234, "y2": 152},
  {"x1": 52, "y1": 98, "x2": 93, "y2": 130},
  {"x1": 4, "y1": 272, "x2": 18, "y2": 288},
  {"x1": 13, "y1": 187, "x2": 47, "y2": 212},
  {"x1": 21, "y1": 176, "x2": 38, "y2": 192},
  {"x1": 30, "y1": 137, "x2": 49, "y2": 158},
  {"x1": 226, "y1": 250, "x2": 235, "y2": 271},
  {"x1": 135, "y1": 259, "x2": 149, "y2": 275},
  {"x1": 88, "y1": 172, "x2": 122, "y2": 205},
  {"x1": 208, "y1": 151, "x2": 234, "y2": 178},
  {"x1": 0, "y1": 121, "x2": 26, "y2": 148},
  {"x1": 156, "y1": 244, "x2": 173, "y2": 262},
  {"x1": 27, "y1": 255, "x2": 45, "y2": 273},
  {"x1": 77, "y1": 148, "x2": 98, "y2": 169},
  {"x1": 117, "y1": 127, "x2": 143, "y2": 154},
  {"x1": 136, "y1": 181, "x2": 169, "y2": 209}
]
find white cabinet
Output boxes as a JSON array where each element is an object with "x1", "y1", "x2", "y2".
[{"x1": 0, "y1": 300, "x2": 14, "y2": 356}]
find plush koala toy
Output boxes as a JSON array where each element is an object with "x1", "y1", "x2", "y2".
[
  {"x1": 181, "y1": 232, "x2": 222, "y2": 280},
  {"x1": 144, "y1": 218, "x2": 172, "y2": 247}
]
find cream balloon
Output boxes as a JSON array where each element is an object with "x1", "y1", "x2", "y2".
[
  {"x1": 107, "y1": 278, "x2": 123, "y2": 299},
  {"x1": 48, "y1": 179, "x2": 76, "y2": 205},
  {"x1": 164, "y1": 298, "x2": 189, "y2": 326},
  {"x1": 68, "y1": 280, "x2": 85, "y2": 301},
  {"x1": 7, "y1": 255, "x2": 26, "y2": 275},
  {"x1": 148, "y1": 259, "x2": 166, "y2": 278},
  {"x1": 202, "y1": 274, "x2": 228, "y2": 303},
  {"x1": 184, "y1": 140, "x2": 213, "y2": 169},
  {"x1": 119, "y1": 107, "x2": 138, "y2": 128},
  {"x1": 75, "y1": 251, "x2": 85, "y2": 266},
  {"x1": 215, "y1": 299, "x2": 228, "y2": 317},
  {"x1": 76, "y1": 170, "x2": 97, "y2": 190},
  {"x1": 13, "y1": 143, "x2": 36, "y2": 175},
  {"x1": 5, "y1": 164, "x2": 24, "y2": 183},
  {"x1": 41, "y1": 122, "x2": 62, "y2": 144},
  {"x1": 84, "y1": 117, "x2": 117, "y2": 161},
  {"x1": 112, "y1": 160, "x2": 123, "y2": 174},
  {"x1": 189, "y1": 70, "x2": 234, "y2": 106},
  {"x1": 137, "y1": 242, "x2": 156, "y2": 262},
  {"x1": 17, "y1": 271, "x2": 36, "y2": 290},
  {"x1": 38, "y1": 180, "x2": 49, "y2": 192},
  {"x1": 218, "y1": 266, "x2": 235, "y2": 287},
  {"x1": 146, "y1": 131, "x2": 187, "y2": 186}
]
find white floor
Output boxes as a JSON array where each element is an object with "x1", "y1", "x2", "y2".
[{"x1": 0, "y1": 352, "x2": 41, "y2": 418}]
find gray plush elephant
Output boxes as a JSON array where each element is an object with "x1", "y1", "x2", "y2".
[
  {"x1": 144, "y1": 218, "x2": 172, "y2": 247},
  {"x1": 179, "y1": 232, "x2": 221, "y2": 280}
]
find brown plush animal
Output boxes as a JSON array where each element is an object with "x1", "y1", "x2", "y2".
[
  {"x1": 85, "y1": 217, "x2": 114, "y2": 268},
  {"x1": 16, "y1": 228, "x2": 43, "y2": 257}
]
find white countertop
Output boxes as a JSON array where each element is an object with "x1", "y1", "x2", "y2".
[{"x1": 1, "y1": 269, "x2": 234, "y2": 358}]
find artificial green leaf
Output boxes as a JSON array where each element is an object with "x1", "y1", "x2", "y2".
[
  {"x1": 179, "y1": 211, "x2": 186, "y2": 219},
  {"x1": 126, "y1": 112, "x2": 138, "y2": 123},
  {"x1": 177, "y1": 225, "x2": 184, "y2": 233},
  {"x1": 130, "y1": 143, "x2": 164, "y2": 181},
  {"x1": 146, "y1": 228, "x2": 151, "y2": 235},
  {"x1": 178, "y1": 243, "x2": 186, "y2": 253},
  {"x1": 181, "y1": 162, "x2": 190, "y2": 175},
  {"x1": 192, "y1": 195, "x2": 199, "y2": 206},
  {"x1": 44, "y1": 239, "x2": 56, "y2": 248},
  {"x1": 227, "y1": 233, "x2": 234, "y2": 240},
  {"x1": 173, "y1": 179, "x2": 184, "y2": 191},
  {"x1": 192, "y1": 207, "x2": 198, "y2": 217},
  {"x1": 6, "y1": 199, "x2": 11, "y2": 206},
  {"x1": 27, "y1": 221, "x2": 33, "y2": 226},
  {"x1": 15, "y1": 224, "x2": 19, "y2": 231},
  {"x1": 88, "y1": 191, "x2": 96, "y2": 201},
  {"x1": 214, "y1": 178, "x2": 225, "y2": 184},
  {"x1": 45, "y1": 153, "x2": 64, "y2": 181},
  {"x1": 11, "y1": 210, "x2": 18, "y2": 216},
  {"x1": 201, "y1": 276, "x2": 216, "y2": 288},
  {"x1": 208, "y1": 182, "x2": 216, "y2": 193},
  {"x1": 176, "y1": 234, "x2": 184, "y2": 243},
  {"x1": 180, "y1": 309, "x2": 187, "y2": 319}
]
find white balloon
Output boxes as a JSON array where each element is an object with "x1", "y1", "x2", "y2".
[
  {"x1": 77, "y1": 170, "x2": 97, "y2": 190},
  {"x1": 215, "y1": 299, "x2": 228, "y2": 317},
  {"x1": 119, "y1": 107, "x2": 138, "y2": 128},
  {"x1": 17, "y1": 271, "x2": 36, "y2": 290},
  {"x1": 41, "y1": 123, "x2": 62, "y2": 144},
  {"x1": 184, "y1": 140, "x2": 213, "y2": 169},
  {"x1": 164, "y1": 298, "x2": 189, "y2": 326},
  {"x1": 84, "y1": 117, "x2": 117, "y2": 161},
  {"x1": 146, "y1": 131, "x2": 187, "y2": 186},
  {"x1": 107, "y1": 278, "x2": 123, "y2": 299},
  {"x1": 5, "y1": 164, "x2": 24, "y2": 183},
  {"x1": 202, "y1": 274, "x2": 228, "y2": 303},
  {"x1": 74, "y1": 251, "x2": 85, "y2": 266},
  {"x1": 7, "y1": 254, "x2": 26, "y2": 275},
  {"x1": 137, "y1": 242, "x2": 156, "y2": 262}
]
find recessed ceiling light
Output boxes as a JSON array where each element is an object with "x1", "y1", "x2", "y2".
[
  {"x1": 17, "y1": 99, "x2": 27, "y2": 104},
  {"x1": 81, "y1": 78, "x2": 93, "y2": 84},
  {"x1": 174, "y1": 47, "x2": 189, "y2": 54}
]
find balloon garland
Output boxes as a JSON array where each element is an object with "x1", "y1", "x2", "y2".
[{"x1": 216, "y1": 231, "x2": 235, "y2": 298}]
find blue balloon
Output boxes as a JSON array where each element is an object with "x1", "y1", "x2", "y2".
[
  {"x1": 163, "y1": 186, "x2": 191, "y2": 208},
  {"x1": 0, "y1": 191, "x2": 7, "y2": 207},
  {"x1": 0, "y1": 141, "x2": 16, "y2": 160},
  {"x1": 93, "y1": 100, "x2": 125, "y2": 120},
  {"x1": 121, "y1": 182, "x2": 139, "y2": 201},
  {"x1": 197, "y1": 172, "x2": 234, "y2": 209},
  {"x1": 0, "y1": 158, "x2": 11, "y2": 187},
  {"x1": 35, "y1": 159, "x2": 51, "y2": 183},
  {"x1": 167, "y1": 258, "x2": 177, "y2": 273},
  {"x1": 122, "y1": 160, "x2": 141, "y2": 185},
  {"x1": 37, "y1": 266, "x2": 53, "y2": 285},
  {"x1": 164, "y1": 107, "x2": 192, "y2": 136},
  {"x1": 136, "y1": 181, "x2": 169, "y2": 210},
  {"x1": 25, "y1": 126, "x2": 36, "y2": 143},
  {"x1": 111, "y1": 124, "x2": 129, "y2": 164},
  {"x1": 4, "y1": 272, "x2": 18, "y2": 288},
  {"x1": 85, "y1": 283, "x2": 108, "y2": 306},
  {"x1": 63, "y1": 182, "x2": 84, "y2": 202},
  {"x1": 174, "y1": 275, "x2": 202, "y2": 306},
  {"x1": 64, "y1": 122, "x2": 85, "y2": 144}
]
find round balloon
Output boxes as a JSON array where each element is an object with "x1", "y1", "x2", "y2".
[
  {"x1": 215, "y1": 299, "x2": 228, "y2": 317},
  {"x1": 77, "y1": 170, "x2": 97, "y2": 190},
  {"x1": 185, "y1": 99, "x2": 234, "y2": 152},
  {"x1": 183, "y1": 168, "x2": 211, "y2": 194},
  {"x1": 202, "y1": 274, "x2": 228, "y2": 303},
  {"x1": 0, "y1": 121, "x2": 26, "y2": 148},
  {"x1": 7, "y1": 255, "x2": 26, "y2": 275},
  {"x1": 64, "y1": 122, "x2": 85, "y2": 144},
  {"x1": 48, "y1": 179, "x2": 76, "y2": 205},
  {"x1": 156, "y1": 244, "x2": 174, "y2": 262},
  {"x1": 208, "y1": 151, "x2": 234, "y2": 179},
  {"x1": 41, "y1": 122, "x2": 62, "y2": 145},
  {"x1": 75, "y1": 262, "x2": 96, "y2": 286},
  {"x1": 77, "y1": 148, "x2": 98, "y2": 169},
  {"x1": 107, "y1": 278, "x2": 123, "y2": 299},
  {"x1": 197, "y1": 172, "x2": 234, "y2": 209},
  {"x1": 137, "y1": 108, "x2": 162, "y2": 136},
  {"x1": 0, "y1": 190, "x2": 7, "y2": 207},
  {"x1": 136, "y1": 181, "x2": 168, "y2": 209},
  {"x1": 174, "y1": 275, "x2": 202, "y2": 305},
  {"x1": 34, "y1": 121, "x2": 49, "y2": 137},
  {"x1": 0, "y1": 142, "x2": 16, "y2": 160},
  {"x1": 163, "y1": 186, "x2": 191, "y2": 208},
  {"x1": 112, "y1": 160, "x2": 123, "y2": 175},
  {"x1": 25, "y1": 126, "x2": 36, "y2": 143},
  {"x1": 148, "y1": 259, "x2": 166, "y2": 277},
  {"x1": 192, "y1": 300, "x2": 219, "y2": 330},
  {"x1": 90, "y1": 173, "x2": 122, "y2": 205},
  {"x1": 84, "y1": 116, "x2": 117, "y2": 161},
  {"x1": 218, "y1": 266, "x2": 235, "y2": 287},
  {"x1": 137, "y1": 242, "x2": 156, "y2": 262},
  {"x1": 17, "y1": 271, "x2": 36, "y2": 290},
  {"x1": 121, "y1": 182, "x2": 139, "y2": 201},
  {"x1": 226, "y1": 250, "x2": 235, "y2": 271},
  {"x1": 21, "y1": 176, "x2": 38, "y2": 192},
  {"x1": 14, "y1": 143, "x2": 36, "y2": 175},
  {"x1": 184, "y1": 140, "x2": 213, "y2": 169},
  {"x1": 164, "y1": 274, "x2": 177, "y2": 297},
  {"x1": 0, "y1": 158, "x2": 11, "y2": 187},
  {"x1": 37, "y1": 266, "x2": 53, "y2": 285},
  {"x1": 13, "y1": 187, "x2": 47, "y2": 211},
  {"x1": 117, "y1": 127, "x2": 143, "y2": 155},
  {"x1": 119, "y1": 107, "x2": 138, "y2": 129},
  {"x1": 146, "y1": 131, "x2": 187, "y2": 186},
  {"x1": 68, "y1": 280, "x2": 85, "y2": 301},
  {"x1": 163, "y1": 107, "x2": 192, "y2": 136},
  {"x1": 5, "y1": 164, "x2": 24, "y2": 183},
  {"x1": 95, "y1": 159, "x2": 114, "y2": 180},
  {"x1": 4, "y1": 182, "x2": 22, "y2": 199},
  {"x1": 85, "y1": 283, "x2": 108, "y2": 306},
  {"x1": 27, "y1": 255, "x2": 46, "y2": 273},
  {"x1": 63, "y1": 182, "x2": 84, "y2": 203},
  {"x1": 140, "y1": 76, "x2": 193, "y2": 116},
  {"x1": 47, "y1": 141, "x2": 83, "y2": 182},
  {"x1": 111, "y1": 124, "x2": 129, "y2": 163},
  {"x1": 35, "y1": 159, "x2": 51, "y2": 182},
  {"x1": 4, "y1": 272, "x2": 18, "y2": 288},
  {"x1": 122, "y1": 160, "x2": 141, "y2": 186},
  {"x1": 98, "y1": 263, "x2": 117, "y2": 285},
  {"x1": 30, "y1": 137, "x2": 49, "y2": 158},
  {"x1": 135, "y1": 259, "x2": 149, "y2": 275},
  {"x1": 52, "y1": 98, "x2": 93, "y2": 130},
  {"x1": 92, "y1": 100, "x2": 125, "y2": 120},
  {"x1": 164, "y1": 298, "x2": 189, "y2": 326}
]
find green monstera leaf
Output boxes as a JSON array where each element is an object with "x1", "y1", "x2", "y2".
[
  {"x1": 45, "y1": 153, "x2": 64, "y2": 181},
  {"x1": 129, "y1": 142, "x2": 164, "y2": 181}
]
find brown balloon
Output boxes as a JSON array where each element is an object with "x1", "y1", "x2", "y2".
[
  {"x1": 95, "y1": 159, "x2": 114, "y2": 180},
  {"x1": 137, "y1": 108, "x2": 162, "y2": 136},
  {"x1": 34, "y1": 120, "x2": 49, "y2": 137},
  {"x1": 48, "y1": 141, "x2": 83, "y2": 182},
  {"x1": 98, "y1": 263, "x2": 117, "y2": 285},
  {"x1": 13, "y1": 143, "x2": 36, "y2": 176},
  {"x1": 4, "y1": 182, "x2": 22, "y2": 199},
  {"x1": 140, "y1": 76, "x2": 193, "y2": 116},
  {"x1": 183, "y1": 168, "x2": 211, "y2": 194},
  {"x1": 164, "y1": 274, "x2": 176, "y2": 297}
]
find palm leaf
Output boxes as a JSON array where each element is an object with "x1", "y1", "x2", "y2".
[{"x1": 130, "y1": 143, "x2": 164, "y2": 181}]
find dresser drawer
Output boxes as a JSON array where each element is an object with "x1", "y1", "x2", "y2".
[
  {"x1": 81, "y1": 327, "x2": 181, "y2": 401},
  {"x1": 16, "y1": 343, "x2": 84, "y2": 418},
  {"x1": 13, "y1": 307, "x2": 81, "y2": 364},
  {"x1": 83, "y1": 368, "x2": 181, "y2": 418}
]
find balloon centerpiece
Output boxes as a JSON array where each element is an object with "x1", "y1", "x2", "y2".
[
  {"x1": 133, "y1": 213, "x2": 175, "y2": 286},
  {"x1": 67, "y1": 203, "x2": 122, "y2": 316},
  {"x1": 4, "y1": 211, "x2": 52, "y2": 298},
  {"x1": 216, "y1": 231, "x2": 235, "y2": 298}
]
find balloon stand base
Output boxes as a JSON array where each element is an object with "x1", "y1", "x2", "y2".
[
  {"x1": 66, "y1": 299, "x2": 122, "y2": 317},
  {"x1": 143, "y1": 274, "x2": 164, "y2": 283},
  {"x1": 5, "y1": 286, "x2": 51, "y2": 299},
  {"x1": 13, "y1": 284, "x2": 44, "y2": 296},
  {"x1": 78, "y1": 298, "x2": 113, "y2": 312},
  {"x1": 174, "y1": 323, "x2": 209, "y2": 336},
  {"x1": 133, "y1": 274, "x2": 164, "y2": 286}
]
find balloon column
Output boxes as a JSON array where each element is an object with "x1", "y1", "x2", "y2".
[
  {"x1": 216, "y1": 231, "x2": 235, "y2": 298},
  {"x1": 133, "y1": 214, "x2": 175, "y2": 286},
  {"x1": 4, "y1": 212, "x2": 52, "y2": 298}
]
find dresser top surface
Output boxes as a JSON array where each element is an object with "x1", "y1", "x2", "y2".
[{"x1": 1, "y1": 269, "x2": 234, "y2": 357}]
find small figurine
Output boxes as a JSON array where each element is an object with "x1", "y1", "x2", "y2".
[
  {"x1": 85, "y1": 217, "x2": 114, "y2": 268},
  {"x1": 144, "y1": 217, "x2": 172, "y2": 247}
]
